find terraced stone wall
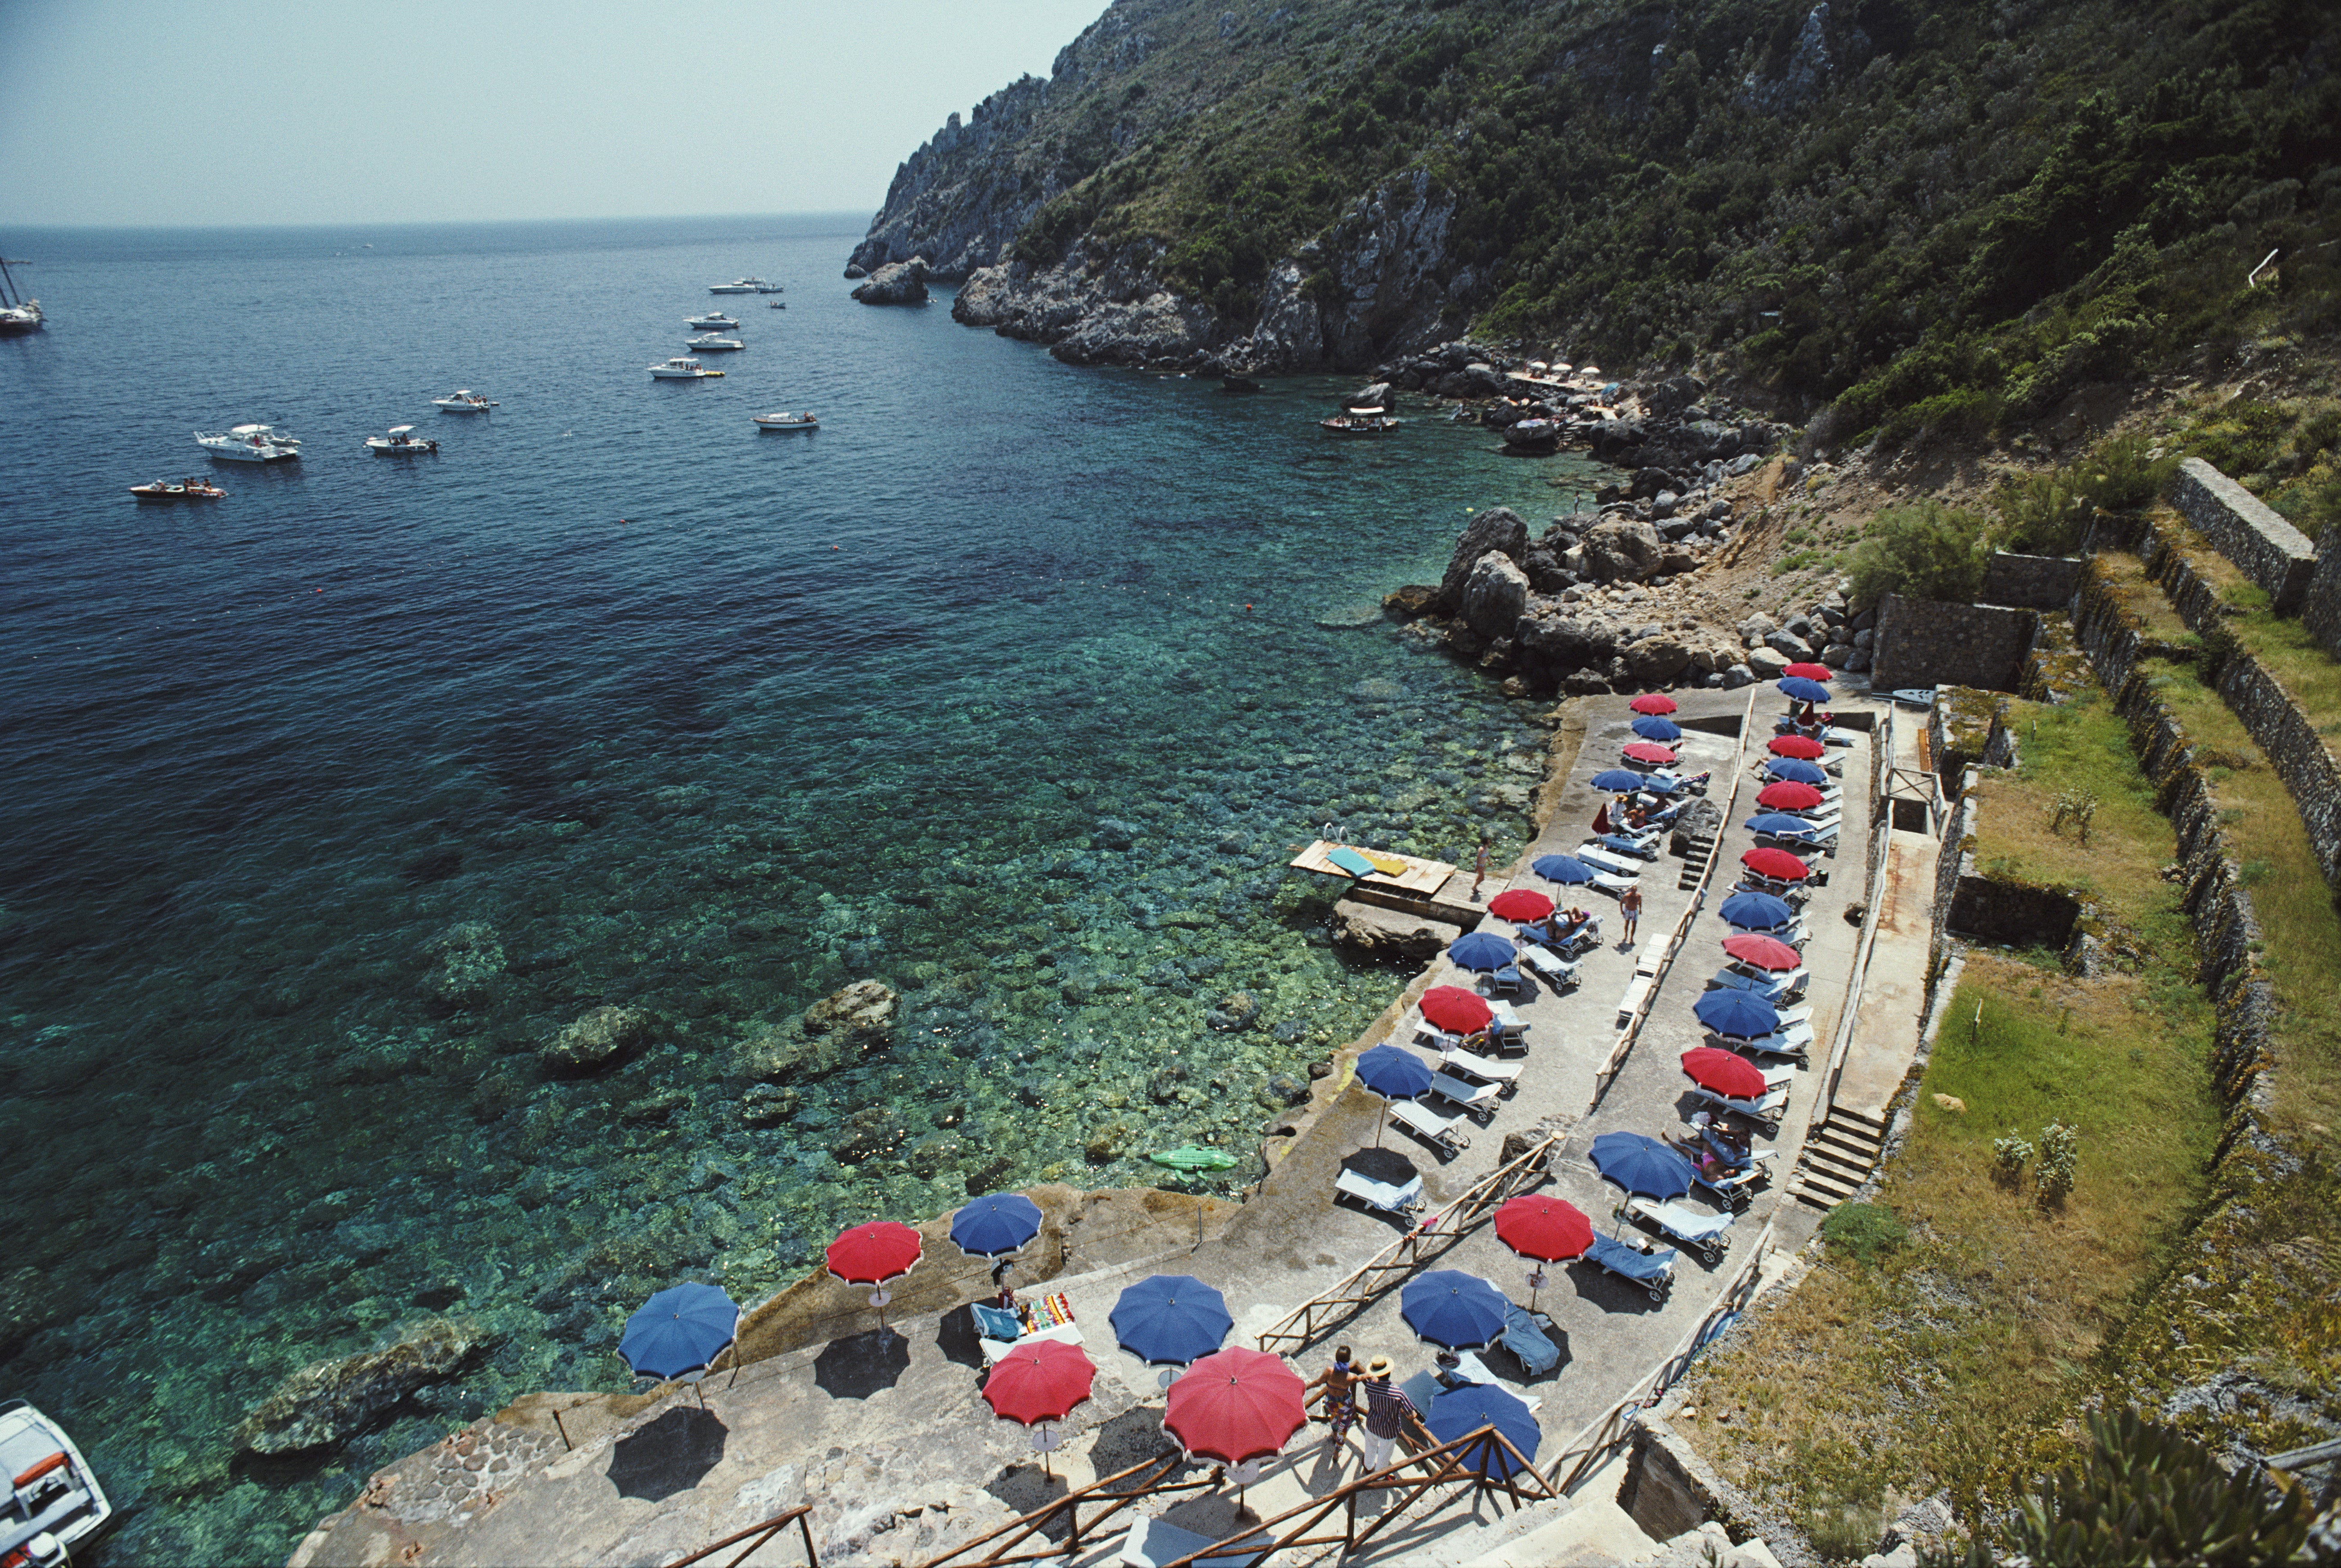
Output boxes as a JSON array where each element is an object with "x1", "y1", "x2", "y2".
[
  {"x1": 1872, "y1": 596, "x2": 2037, "y2": 695},
  {"x1": 2167, "y1": 458, "x2": 2318, "y2": 613},
  {"x1": 2304, "y1": 543, "x2": 2341, "y2": 659},
  {"x1": 2136, "y1": 523, "x2": 2341, "y2": 893},
  {"x1": 1979, "y1": 552, "x2": 2087, "y2": 610}
]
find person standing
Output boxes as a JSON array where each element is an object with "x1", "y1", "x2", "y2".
[
  {"x1": 1358, "y1": 1356, "x2": 1418, "y2": 1473},
  {"x1": 1619, "y1": 883, "x2": 1643, "y2": 948},
  {"x1": 1472, "y1": 837, "x2": 1489, "y2": 901},
  {"x1": 1305, "y1": 1346, "x2": 1360, "y2": 1450}
]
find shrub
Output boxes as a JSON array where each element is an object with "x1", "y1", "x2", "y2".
[
  {"x1": 1846, "y1": 501, "x2": 1993, "y2": 607},
  {"x1": 1993, "y1": 1129, "x2": 2034, "y2": 1182},
  {"x1": 2012, "y1": 1407, "x2": 2317, "y2": 1565},
  {"x1": 1820, "y1": 1201, "x2": 1907, "y2": 1265},
  {"x1": 2035, "y1": 1121, "x2": 2080, "y2": 1204}
]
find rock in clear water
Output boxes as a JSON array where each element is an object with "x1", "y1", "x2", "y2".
[
  {"x1": 540, "y1": 1004, "x2": 650, "y2": 1070},
  {"x1": 419, "y1": 922, "x2": 505, "y2": 1008},
  {"x1": 803, "y1": 979, "x2": 899, "y2": 1047},
  {"x1": 235, "y1": 1318, "x2": 481, "y2": 1455}
]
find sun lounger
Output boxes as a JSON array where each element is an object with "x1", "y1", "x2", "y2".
[
  {"x1": 1590, "y1": 870, "x2": 1640, "y2": 898},
  {"x1": 1586, "y1": 832, "x2": 1661, "y2": 861},
  {"x1": 1519, "y1": 918, "x2": 1600, "y2": 959},
  {"x1": 1474, "y1": 964, "x2": 1527, "y2": 1000},
  {"x1": 1390, "y1": 1098, "x2": 1471, "y2": 1157},
  {"x1": 1753, "y1": 825, "x2": 1839, "y2": 856},
  {"x1": 1440, "y1": 1045, "x2": 1523, "y2": 1086},
  {"x1": 1712, "y1": 1020, "x2": 1817, "y2": 1064},
  {"x1": 1686, "y1": 1081, "x2": 1791, "y2": 1135},
  {"x1": 1121, "y1": 1515, "x2": 1272, "y2": 1568},
  {"x1": 1620, "y1": 1198, "x2": 1734, "y2": 1265},
  {"x1": 1414, "y1": 1021, "x2": 1469, "y2": 1053},
  {"x1": 1575, "y1": 846, "x2": 1644, "y2": 879},
  {"x1": 1518, "y1": 945, "x2": 1582, "y2": 991},
  {"x1": 972, "y1": 1302, "x2": 1022, "y2": 1341},
  {"x1": 1429, "y1": 1069, "x2": 1505, "y2": 1122},
  {"x1": 1676, "y1": 1144, "x2": 1774, "y2": 1211},
  {"x1": 1578, "y1": 1234, "x2": 1675, "y2": 1302},
  {"x1": 1335, "y1": 1168, "x2": 1424, "y2": 1217},
  {"x1": 1500, "y1": 1303, "x2": 1561, "y2": 1376},
  {"x1": 979, "y1": 1319, "x2": 1085, "y2": 1363},
  {"x1": 1734, "y1": 877, "x2": 1812, "y2": 906},
  {"x1": 1708, "y1": 966, "x2": 1805, "y2": 1002}
]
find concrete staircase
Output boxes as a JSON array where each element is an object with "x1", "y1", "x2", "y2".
[
  {"x1": 1787, "y1": 1106, "x2": 1889, "y2": 1209},
  {"x1": 1675, "y1": 829, "x2": 1718, "y2": 891}
]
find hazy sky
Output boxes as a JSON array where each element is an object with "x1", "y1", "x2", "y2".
[{"x1": 0, "y1": 0, "x2": 1108, "y2": 228}]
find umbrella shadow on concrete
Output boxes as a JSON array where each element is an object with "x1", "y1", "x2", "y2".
[
  {"x1": 1338, "y1": 1148, "x2": 1426, "y2": 1232},
  {"x1": 606, "y1": 1406, "x2": 728, "y2": 1503},
  {"x1": 935, "y1": 1304, "x2": 985, "y2": 1370},
  {"x1": 986, "y1": 1463, "x2": 1072, "y2": 1541},
  {"x1": 813, "y1": 1327, "x2": 912, "y2": 1399},
  {"x1": 1089, "y1": 1406, "x2": 1202, "y2": 1482},
  {"x1": 1564, "y1": 1264, "x2": 1673, "y2": 1316}
]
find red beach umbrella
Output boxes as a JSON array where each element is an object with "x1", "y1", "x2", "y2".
[
  {"x1": 1756, "y1": 781, "x2": 1825, "y2": 811},
  {"x1": 825, "y1": 1221, "x2": 923, "y2": 1285},
  {"x1": 1628, "y1": 694, "x2": 1678, "y2": 716},
  {"x1": 1494, "y1": 1195, "x2": 1594, "y2": 1262},
  {"x1": 1621, "y1": 741, "x2": 1678, "y2": 766},
  {"x1": 1741, "y1": 847, "x2": 1811, "y2": 882},
  {"x1": 1421, "y1": 985, "x2": 1495, "y2": 1033},
  {"x1": 1767, "y1": 734, "x2": 1826, "y2": 760},
  {"x1": 1486, "y1": 889, "x2": 1555, "y2": 924},
  {"x1": 1722, "y1": 933, "x2": 1803, "y2": 972},
  {"x1": 1682, "y1": 1047, "x2": 1768, "y2": 1099},
  {"x1": 1164, "y1": 1347, "x2": 1308, "y2": 1465},
  {"x1": 1782, "y1": 662, "x2": 1832, "y2": 681},
  {"x1": 983, "y1": 1338, "x2": 1097, "y2": 1425}
]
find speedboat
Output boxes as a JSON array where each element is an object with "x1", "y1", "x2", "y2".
[
  {"x1": 684, "y1": 312, "x2": 739, "y2": 330},
  {"x1": 195, "y1": 424, "x2": 301, "y2": 462},
  {"x1": 686, "y1": 333, "x2": 744, "y2": 351},
  {"x1": 1320, "y1": 411, "x2": 1400, "y2": 435},
  {"x1": 651, "y1": 356, "x2": 721, "y2": 379},
  {"x1": 708, "y1": 277, "x2": 780, "y2": 294},
  {"x1": 433, "y1": 390, "x2": 496, "y2": 413},
  {"x1": 130, "y1": 476, "x2": 226, "y2": 501},
  {"x1": 753, "y1": 411, "x2": 818, "y2": 430},
  {"x1": 365, "y1": 425, "x2": 438, "y2": 454},
  {"x1": 0, "y1": 1401, "x2": 113, "y2": 1568}
]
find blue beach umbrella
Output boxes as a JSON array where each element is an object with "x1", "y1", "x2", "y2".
[
  {"x1": 1355, "y1": 1042, "x2": 1435, "y2": 1147},
  {"x1": 1587, "y1": 1131, "x2": 1695, "y2": 1200},
  {"x1": 1425, "y1": 1384, "x2": 1542, "y2": 1479},
  {"x1": 1764, "y1": 757, "x2": 1829, "y2": 786},
  {"x1": 1532, "y1": 854, "x2": 1597, "y2": 885},
  {"x1": 619, "y1": 1281, "x2": 740, "y2": 1381},
  {"x1": 951, "y1": 1193, "x2": 1044, "y2": 1258},
  {"x1": 1110, "y1": 1274, "x2": 1233, "y2": 1366},
  {"x1": 1746, "y1": 813, "x2": 1823, "y2": 839},
  {"x1": 1589, "y1": 770, "x2": 1648, "y2": 793},
  {"x1": 1719, "y1": 891, "x2": 1796, "y2": 931},
  {"x1": 1630, "y1": 715, "x2": 1684, "y2": 742},
  {"x1": 1777, "y1": 676, "x2": 1832, "y2": 704},
  {"x1": 1695, "y1": 990, "x2": 1781, "y2": 1039},
  {"x1": 1447, "y1": 932, "x2": 1517, "y2": 972},
  {"x1": 1399, "y1": 1271, "x2": 1509, "y2": 1348}
]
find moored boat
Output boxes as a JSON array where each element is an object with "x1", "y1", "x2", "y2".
[
  {"x1": 1320, "y1": 411, "x2": 1400, "y2": 435},
  {"x1": 708, "y1": 277, "x2": 780, "y2": 294},
  {"x1": 684, "y1": 312, "x2": 739, "y2": 331},
  {"x1": 365, "y1": 425, "x2": 439, "y2": 454},
  {"x1": 0, "y1": 254, "x2": 41, "y2": 335},
  {"x1": 195, "y1": 424, "x2": 301, "y2": 462},
  {"x1": 651, "y1": 356, "x2": 721, "y2": 379},
  {"x1": 0, "y1": 1400, "x2": 113, "y2": 1567},
  {"x1": 753, "y1": 411, "x2": 818, "y2": 430},
  {"x1": 432, "y1": 390, "x2": 496, "y2": 413},
  {"x1": 130, "y1": 476, "x2": 227, "y2": 501},
  {"x1": 686, "y1": 333, "x2": 745, "y2": 351}
]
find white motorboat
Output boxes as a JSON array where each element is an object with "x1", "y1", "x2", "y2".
[
  {"x1": 130, "y1": 476, "x2": 227, "y2": 501},
  {"x1": 684, "y1": 312, "x2": 739, "y2": 330},
  {"x1": 651, "y1": 356, "x2": 721, "y2": 379},
  {"x1": 433, "y1": 390, "x2": 496, "y2": 413},
  {"x1": 0, "y1": 1401, "x2": 113, "y2": 1568},
  {"x1": 708, "y1": 277, "x2": 780, "y2": 294},
  {"x1": 366, "y1": 425, "x2": 438, "y2": 454},
  {"x1": 754, "y1": 411, "x2": 818, "y2": 430},
  {"x1": 686, "y1": 333, "x2": 744, "y2": 351},
  {"x1": 195, "y1": 424, "x2": 301, "y2": 462}
]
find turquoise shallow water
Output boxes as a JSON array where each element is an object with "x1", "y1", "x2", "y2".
[{"x1": 0, "y1": 215, "x2": 1600, "y2": 1561}]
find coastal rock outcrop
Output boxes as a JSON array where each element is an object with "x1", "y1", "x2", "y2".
[
  {"x1": 738, "y1": 980, "x2": 900, "y2": 1082},
  {"x1": 235, "y1": 1318, "x2": 483, "y2": 1455},
  {"x1": 541, "y1": 1004, "x2": 651, "y2": 1071},
  {"x1": 850, "y1": 258, "x2": 932, "y2": 305},
  {"x1": 1434, "y1": 507, "x2": 1530, "y2": 613},
  {"x1": 954, "y1": 240, "x2": 1218, "y2": 366},
  {"x1": 1329, "y1": 901, "x2": 1460, "y2": 960}
]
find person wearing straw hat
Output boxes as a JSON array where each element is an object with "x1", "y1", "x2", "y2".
[{"x1": 1358, "y1": 1355, "x2": 1417, "y2": 1473}]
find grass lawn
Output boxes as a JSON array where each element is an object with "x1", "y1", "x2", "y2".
[{"x1": 1677, "y1": 682, "x2": 2222, "y2": 1554}]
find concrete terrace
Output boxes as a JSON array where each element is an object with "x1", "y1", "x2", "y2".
[{"x1": 292, "y1": 689, "x2": 1912, "y2": 1568}]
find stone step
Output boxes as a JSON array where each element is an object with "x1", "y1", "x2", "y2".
[
  {"x1": 1791, "y1": 1168, "x2": 1860, "y2": 1209},
  {"x1": 1830, "y1": 1106, "x2": 1889, "y2": 1134},
  {"x1": 1812, "y1": 1123, "x2": 1883, "y2": 1161}
]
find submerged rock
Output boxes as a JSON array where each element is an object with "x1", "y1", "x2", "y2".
[
  {"x1": 419, "y1": 922, "x2": 505, "y2": 1008},
  {"x1": 738, "y1": 981, "x2": 900, "y2": 1082},
  {"x1": 235, "y1": 1318, "x2": 482, "y2": 1455},
  {"x1": 540, "y1": 1004, "x2": 651, "y2": 1071},
  {"x1": 803, "y1": 979, "x2": 899, "y2": 1047}
]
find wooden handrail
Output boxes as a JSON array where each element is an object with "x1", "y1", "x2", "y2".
[{"x1": 668, "y1": 1502, "x2": 818, "y2": 1568}]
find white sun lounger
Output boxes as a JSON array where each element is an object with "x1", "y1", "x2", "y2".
[
  {"x1": 1429, "y1": 1069, "x2": 1505, "y2": 1122},
  {"x1": 1485, "y1": 1000, "x2": 1532, "y2": 1047},
  {"x1": 1685, "y1": 1081, "x2": 1792, "y2": 1135},
  {"x1": 1621, "y1": 1197, "x2": 1734, "y2": 1265},
  {"x1": 1439, "y1": 1045, "x2": 1523, "y2": 1086},
  {"x1": 1590, "y1": 870, "x2": 1640, "y2": 897},
  {"x1": 980, "y1": 1320, "x2": 1085, "y2": 1364},
  {"x1": 1712, "y1": 1019, "x2": 1817, "y2": 1063},
  {"x1": 1518, "y1": 945, "x2": 1581, "y2": 991},
  {"x1": 1390, "y1": 1098, "x2": 1471, "y2": 1156},
  {"x1": 1335, "y1": 1168, "x2": 1424, "y2": 1216},
  {"x1": 1710, "y1": 965, "x2": 1807, "y2": 1000},
  {"x1": 1575, "y1": 846, "x2": 1644, "y2": 878},
  {"x1": 1414, "y1": 1021, "x2": 1470, "y2": 1053}
]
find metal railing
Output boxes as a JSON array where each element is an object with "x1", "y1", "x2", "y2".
[
  {"x1": 669, "y1": 1503, "x2": 819, "y2": 1568},
  {"x1": 1252, "y1": 1131, "x2": 1563, "y2": 1356}
]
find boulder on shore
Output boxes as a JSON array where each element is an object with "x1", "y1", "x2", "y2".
[
  {"x1": 850, "y1": 258, "x2": 931, "y2": 305},
  {"x1": 235, "y1": 1319, "x2": 482, "y2": 1455},
  {"x1": 1434, "y1": 507, "x2": 1530, "y2": 613},
  {"x1": 1329, "y1": 901, "x2": 1459, "y2": 960}
]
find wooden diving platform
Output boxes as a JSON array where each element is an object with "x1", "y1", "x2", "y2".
[{"x1": 1291, "y1": 841, "x2": 1487, "y2": 926}]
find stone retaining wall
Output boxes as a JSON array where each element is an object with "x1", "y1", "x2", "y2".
[
  {"x1": 1871, "y1": 596, "x2": 2036, "y2": 694},
  {"x1": 1979, "y1": 551, "x2": 2088, "y2": 610},
  {"x1": 2167, "y1": 457, "x2": 2317, "y2": 613},
  {"x1": 2135, "y1": 522, "x2": 2341, "y2": 892},
  {"x1": 2304, "y1": 539, "x2": 2341, "y2": 659}
]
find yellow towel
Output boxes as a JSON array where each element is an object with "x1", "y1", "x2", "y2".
[{"x1": 1360, "y1": 851, "x2": 1408, "y2": 876}]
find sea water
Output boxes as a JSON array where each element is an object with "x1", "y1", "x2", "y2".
[{"x1": 0, "y1": 215, "x2": 1602, "y2": 1562}]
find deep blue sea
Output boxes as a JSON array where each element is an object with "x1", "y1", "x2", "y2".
[{"x1": 0, "y1": 214, "x2": 1600, "y2": 1562}]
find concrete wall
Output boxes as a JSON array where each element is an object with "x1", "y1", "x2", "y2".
[
  {"x1": 1979, "y1": 552, "x2": 2087, "y2": 610},
  {"x1": 1871, "y1": 596, "x2": 2037, "y2": 694},
  {"x1": 2304, "y1": 541, "x2": 2341, "y2": 660},
  {"x1": 2168, "y1": 457, "x2": 2318, "y2": 613}
]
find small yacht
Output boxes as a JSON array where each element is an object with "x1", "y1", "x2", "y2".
[
  {"x1": 708, "y1": 277, "x2": 780, "y2": 294},
  {"x1": 366, "y1": 425, "x2": 439, "y2": 454},
  {"x1": 753, "y1": 411, "x2": 818, "y2": 430},
  {"x1": 0, "y1": 255, "x2": 40, "y2": 334},
  {"x1": 686, "y1": 333, "x2": 744, "y2": 351},
  {"x1": 684, "y1": 312, "x2": 739, "y2": 331},
  {"x1": 195, "y1": 424, "x2": 301, "y2": 462},
  {"x1": 651, "y1": 356, "x2": 721, "y2": 379},
  {"x1": 130, "y1": 476, "x2": 227, "y2": 501},
  {"x1": 0, "y1": 1401, "x2": 113, "y2": 1567},
  {"x1": 432, "y1": 390, "x2": 496, "y2": 413}
]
